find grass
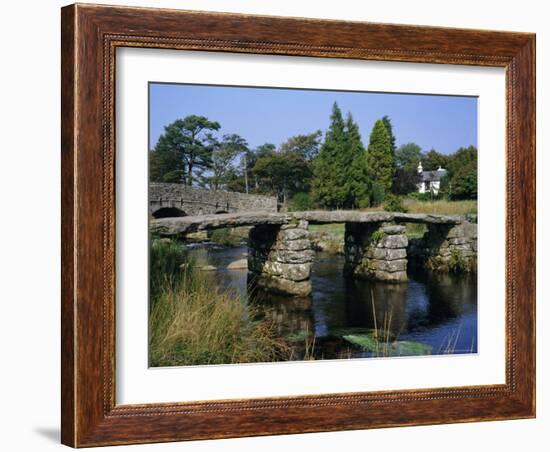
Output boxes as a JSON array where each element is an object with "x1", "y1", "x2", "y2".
[
  {"x1": 309, "y1": 222, "x2": 428, "y2": 240},
  {"x1": 401, "y1": 199, "x2": 477, "y2": 216},
  {"x1": 308, "y1": 223, "x2": 345, "y2": 238},
  {"x1": 209, "y1": 228, "x2": 244, "y2": 247},
  {"x1": 149, "y1": 239, "x2": 289, "y2": 366},
  {"x1": 358, "y1": 199, "x2": 477, "y2": 216},
  {"x1": 405, "y1": 223, "x2": 428, "y2": 239}
]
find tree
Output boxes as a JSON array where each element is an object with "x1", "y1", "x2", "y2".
[
  {"x1": 422, "y1": 148, "x2": 449, "y2": 171},
  {"x1": 366, "y1": 119, "x2": 395, "y2": 192},
  {"x1": 239, "y1": 143, "x2": 276, "y2": 193},
  {"x1": 311, "y1": 102, "x2": 348, "y2": 208},
  {"x1": 252, "y1": 151, "x2": 311, "y2": 204},
  {"x1": 150, "y1": 147, "x2": 184, "y2": 183},
  {"x1": 345, "y1": 113, "x2": 370, "y2": 207},
  {"x1": 381, "y1": 115, "x2": 397, "y2": 156},
  {"x1": 392, "y1": 167, "x2": 421, "y2": 195},
  {"x1": 279, "y1": 130, "x2": 322, "y2": 161},
  {"x1": 151, "y1": 115, "x2": 221, "y2": 186},
  {"x1": 395, "y1": 142, "x2": 423, "y2": 170},
  {"x1": 208, "y1": 134, "x2": 248, "y2": 191},
  {"x1": 445, "y1": 146, "x2": 477, "y2": 199},
  {"x1": 311, "y1": 105, "x2": 370, "y2": 209}
]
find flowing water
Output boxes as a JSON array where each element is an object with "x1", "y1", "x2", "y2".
[{"x1": 187, "y1": 243, "x2": 478, "y2": 360}]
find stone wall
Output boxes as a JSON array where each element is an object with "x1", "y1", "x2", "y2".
[
  {"x1": 408, "y1": 221, "x2": 477, "y2": 272},
  {"x1": 149, "y1": 183, "x2": 278, "y2": 217},
  {"x1": 344, "y1": 222, "x2": 409, "y2": 282},
  {"x1": 248, "y1": 221, "x2": 313, "y2": 297}
]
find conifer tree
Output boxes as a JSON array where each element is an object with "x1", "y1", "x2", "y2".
[
  {"x1": 366, "y1": 119, "x2": 395, "y2": 192},
  {"x1": 381, "y1": 115, "x2": 397, "y2": 156},
  {"x1": 345, "y1": 114, "x2": 370, "y2": 207},
  {"x1": 312, "y1": 102, "x2": 347, "y2": 208}
]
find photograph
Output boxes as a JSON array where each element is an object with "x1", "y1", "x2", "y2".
[
  {"x1": 51, "y1": 1, "x2": 536, "y2": 447},
  {"x1": 148, "y1": 83, "x2": 479, "y2": 367}
]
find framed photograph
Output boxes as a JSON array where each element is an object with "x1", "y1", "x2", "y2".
[{"x1": 61, "y1": 3, "x2": 535, "y2": 447}]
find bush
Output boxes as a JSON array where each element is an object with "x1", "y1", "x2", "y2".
[
  {"x1": 448, "y1": 249, "x2": 468, "y2": 273},
  {"x1": 370, "y1": 182, "x2": 385, "y2": 206},
  {"x1": 290, "y1": 192, "x2": 314, "y2": 211},
  {"x1": 384, "y1": 194, "x2": 408, "y2": 213},
  {"x1": 357, "y1": 196, "x2": 371, "y2": 209}
]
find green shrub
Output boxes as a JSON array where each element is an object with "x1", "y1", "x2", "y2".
[
  {"x1": 290, "y1": 192, "x2": 314, "y2": 211},
  {"x1": 383, "y1": 194, "x2": 408, "y2": 212},
  {"x1": 357, "y1": 196, "x2": 371, "y2": 209},
  {"x1": 448, "y1": 249, "x2": 468, "y2": 273},
  {"x1": 370, "y1": 182, "x2": 385, "y2": 206},
  {"x1": 370, "y1": 230, "x2": 384, "y2": 243}
]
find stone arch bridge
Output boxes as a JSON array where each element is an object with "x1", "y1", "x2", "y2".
[
  {"x1": 149, "y1": 183, "x2": 278, "y2": 218},
  {"x1": 151, "y1": 210, "x2": 477, "y2": 297}
]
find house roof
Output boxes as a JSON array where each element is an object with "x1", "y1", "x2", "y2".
[{"x1": 421, "y1": 169, "x2": 447, "y2": 182}]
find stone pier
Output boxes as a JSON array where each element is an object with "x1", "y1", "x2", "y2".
[
  {"x1": 408, "y1": 221, "x2": 477, "y2": 272},
  {"x1": 248, "y1": 220, "x2": 314, "y2": 296},
  {"x1": 344, "y1": 222, "x2": 409, "y2": 282}
]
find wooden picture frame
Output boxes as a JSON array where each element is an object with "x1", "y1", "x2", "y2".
[{"x1": 61, "y1": 3, "x2": 535, "y2": 447}]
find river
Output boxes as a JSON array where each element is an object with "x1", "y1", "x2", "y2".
[{"x1": 187, "y1": 243, "x2": 478, "y2": 360}]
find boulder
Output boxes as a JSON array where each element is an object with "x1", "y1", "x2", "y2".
[
  {"x1": 381, "y1": 225, "x2": 406, "y2": 235},
  {"x1": 226, "y1": 258, "x2": 248, "y2": 270},
  {"x1": 255, "y1": 274, "x2": 312, "y2": 297}
]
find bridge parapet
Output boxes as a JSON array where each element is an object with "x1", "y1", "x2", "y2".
[{"x1": 149, "y1": 183, "x2": 278, "y2": 217}]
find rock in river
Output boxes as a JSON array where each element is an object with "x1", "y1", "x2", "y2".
[{"x1": 227, "y1": 258, "x2": 248, "y2": 270}]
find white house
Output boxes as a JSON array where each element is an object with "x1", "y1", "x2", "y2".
[{"x1": 417, "y1": 162, "x2": 447, "y2": 195}]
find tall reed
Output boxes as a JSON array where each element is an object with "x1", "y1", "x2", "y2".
[{"x1": 149, "y1": 239, "x2": 289, "y2": 366}]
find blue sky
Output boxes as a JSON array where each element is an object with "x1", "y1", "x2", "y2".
[{"x1": 149, "y1": 83, "x2": 477, "y2": 155}]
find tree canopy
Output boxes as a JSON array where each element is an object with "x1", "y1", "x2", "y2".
[
  {"x1": 366, "y1": 119, "x2": 395, "y2": 192},
  {"x1": 311, "y1": 104, "x2": 369, "y2": 208},
  {"x1": 279, "y1": 130, "x2": 322, "y2": 161},
  {"x1": 444, "y1": 145, "x2": 477, "y2": 199},
  {"x1": 207, "y1": 134, "x2": 248, "y2": 191},
  {"x1": 150, "y1": 115, "x2": 221, "y2": 185},
  {"x1": 395, "y1": 142, "x2": 423, "y2": 170},
  {"x1": 149, "y1": 107, "x2": 477, "y2": 206},
  {"x1": 422, "y1": 148, "x2": 449, "y2": 171}
]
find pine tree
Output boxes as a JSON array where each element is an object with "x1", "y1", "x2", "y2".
[
  {"x1": 382, "y1": 115, "x2": 398, "y2": 189},
  {"x1": 345, "y1": 114, "x2": 370, "y2": 207},
  {"x1": 312, "y1": 102, "x2": 347, "y2": 208},
  {"x1": 366, "y1": 119, "x2": 395, "y2": 192},
  {"x1": 381, "y1": 115, "x2": 397, "y2": 156},
  {"x1": 152, "y1": 115, "x2": 220, "y2": 186}
]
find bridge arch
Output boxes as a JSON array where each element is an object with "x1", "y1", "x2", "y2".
[{"x1": 152, "y1": 207, "x2": 187, "y2": 219}]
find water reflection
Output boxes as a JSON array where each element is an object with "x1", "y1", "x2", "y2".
[{"x1": 187, "y1": 245, "x2": 477, "y2": 358}]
